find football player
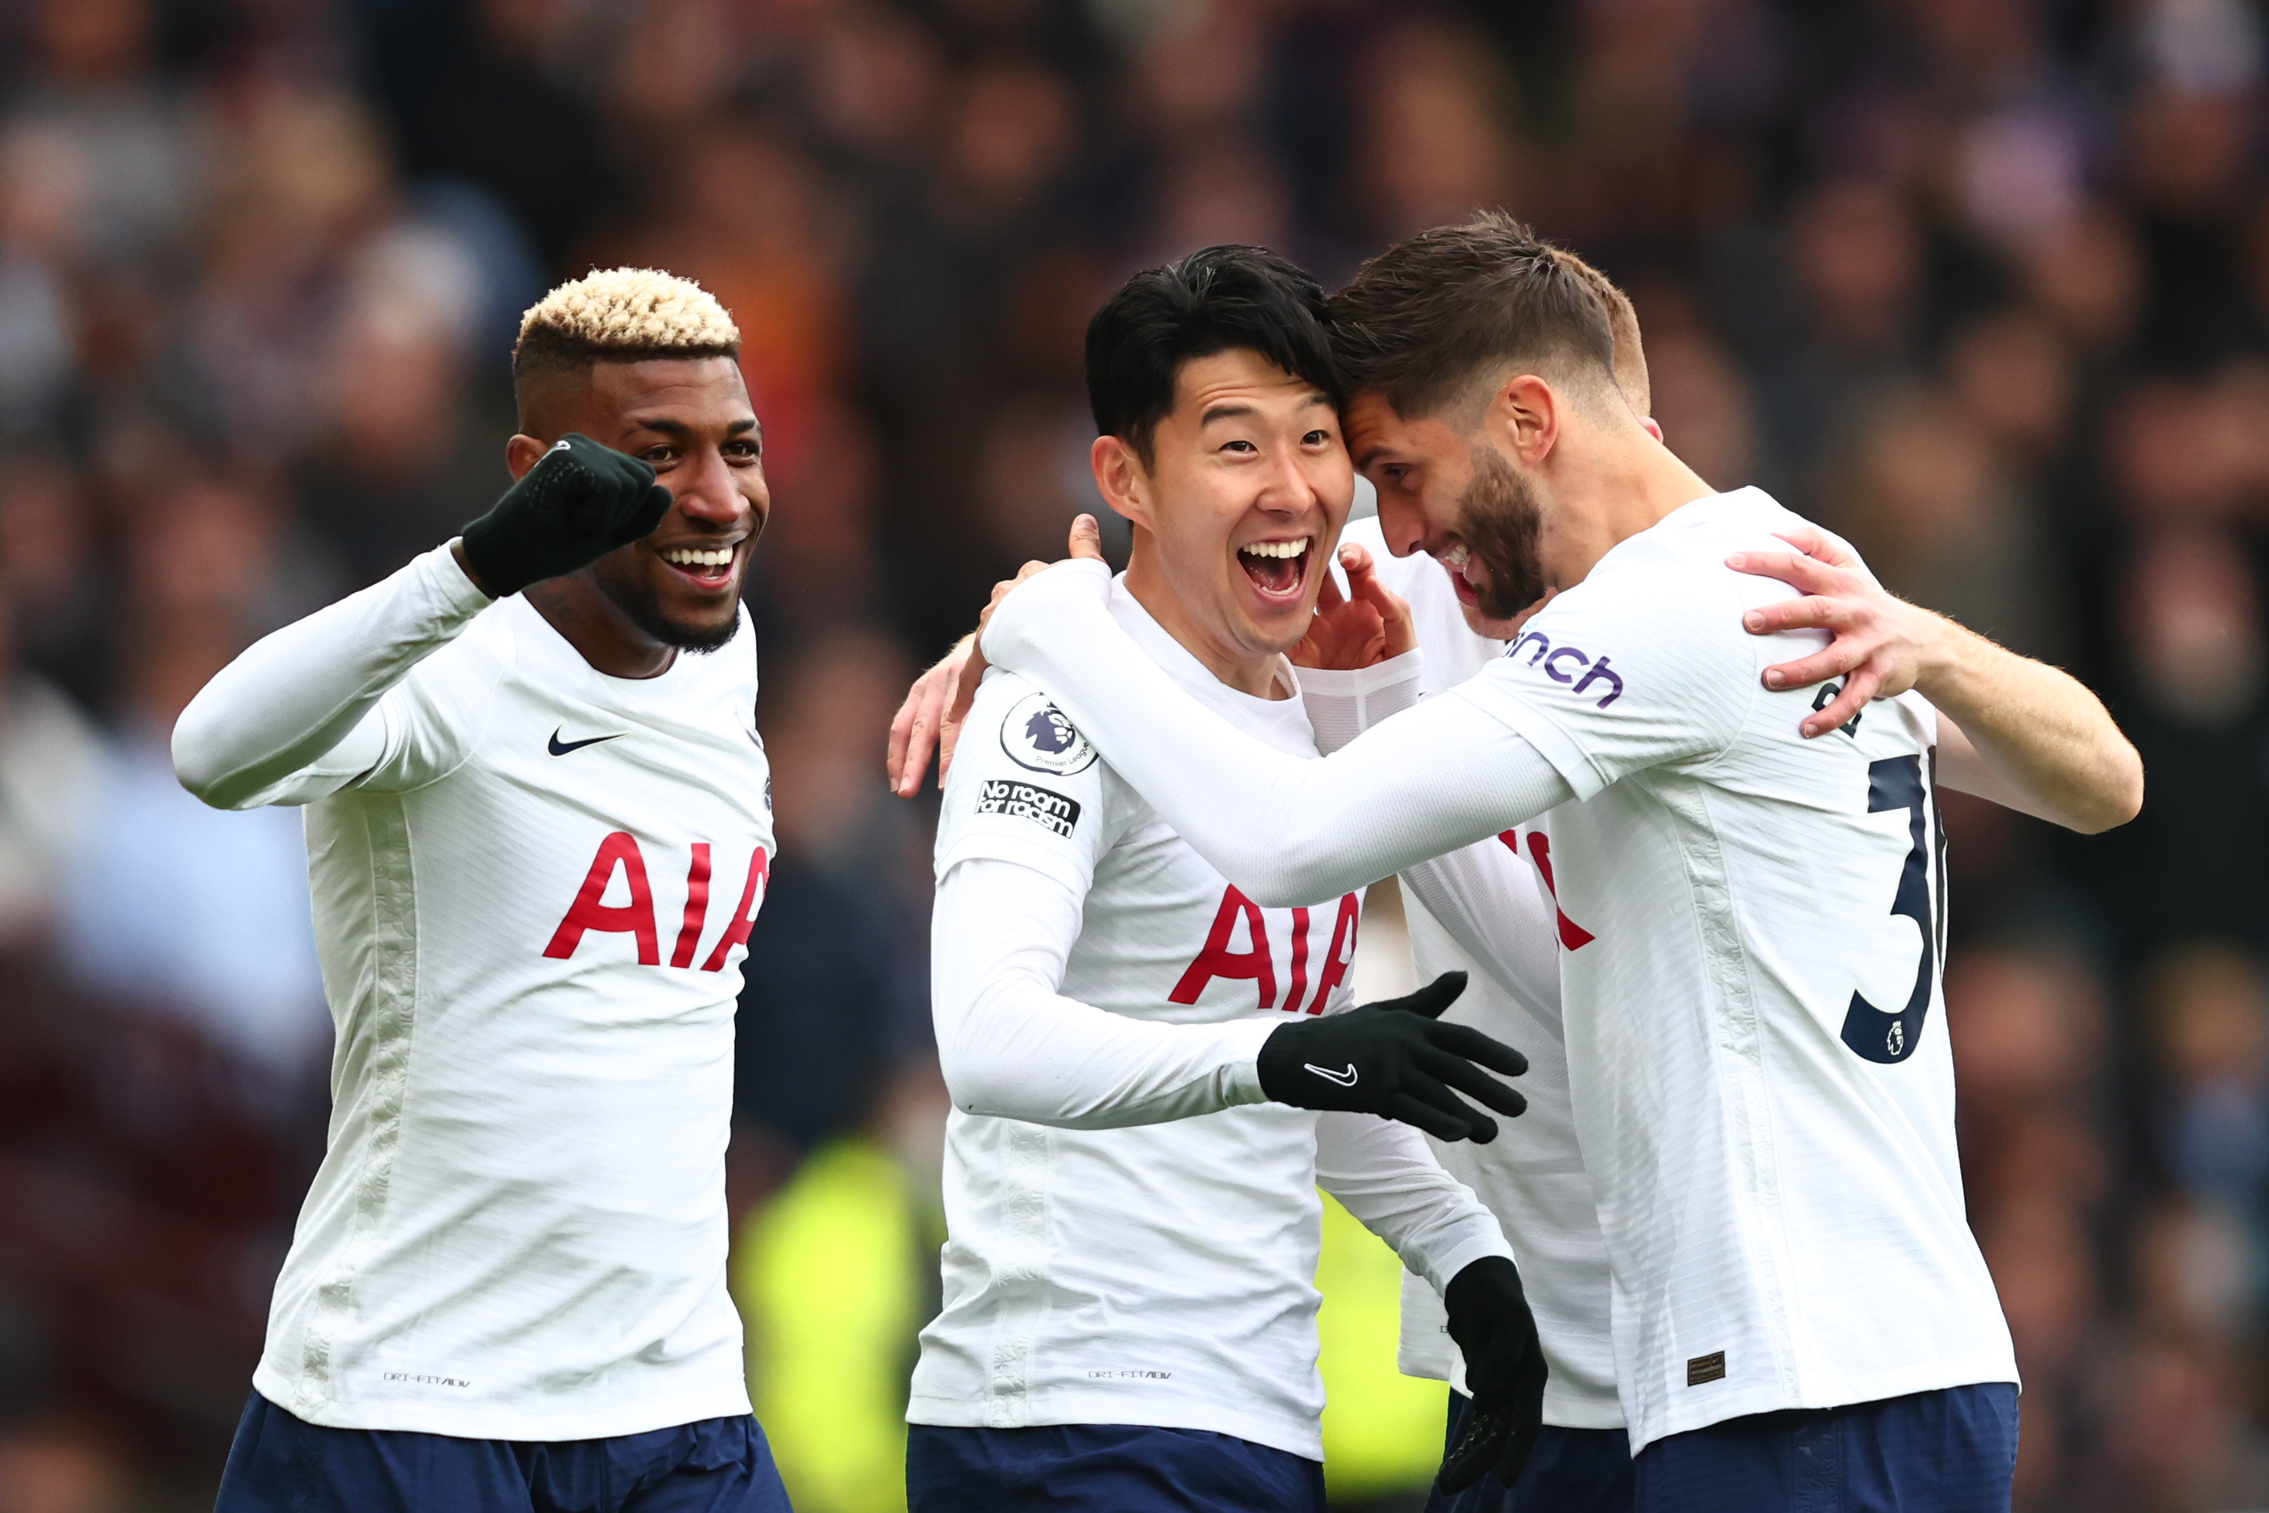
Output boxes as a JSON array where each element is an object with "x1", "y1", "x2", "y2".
[
  {"x1": 906, "y1": 245, "x2": 1545, "y2": 1513},
  {"x1": 176, "y1": 270, "x2": 790, "y2": 1513},
  {"x1": 974, "y1": 216, "x2": 2142, "y2": 1512}
]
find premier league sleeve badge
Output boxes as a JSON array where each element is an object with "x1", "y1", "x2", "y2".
[{"x1": 1001, "y1": 691, "x2": 1100, "y2": 776}]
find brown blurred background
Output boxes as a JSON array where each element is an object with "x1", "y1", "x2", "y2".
[{"x1": 0, "y1": 0, "x2": 2262, "y2": 1508}]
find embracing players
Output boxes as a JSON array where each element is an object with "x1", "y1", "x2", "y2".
[
  {"x1": 904, "y1": 246, "x2": 1551, "y2": 1512},
  {"x1": 974, "y1": 217, "x2": 2140, "y2": 1512},
  {"x1": 1303, "y1": 245, "x2": 2138, "y2": 1513},
  {"x1": 174, "y1": 271, "x2": 791, "y2": 1511}
]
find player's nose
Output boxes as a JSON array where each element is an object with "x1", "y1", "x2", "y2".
[
  {"x1": 1376, "y1": 490, "x2": 1427, "y2": 558},
  {"x1": 1257, "y1": 450, "x2": 1317, "y2": 513},
  {"x1": 670, "y1": 451, "x2": 748, "y2": 526}
]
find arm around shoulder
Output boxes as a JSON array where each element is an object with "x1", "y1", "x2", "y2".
[{"x1": 1925, "y1": 620, "x2": 2142, "y2": 834}]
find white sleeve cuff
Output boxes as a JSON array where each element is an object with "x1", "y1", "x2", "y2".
[
  {"x1": 1217, "y1": 1016, "x2": 1279, "y2": 1106},
  {"x1": 429, "y1": 540, "x2": 499, "y2": 612},
  {"x1": 1298, "y1": 650, "x2": 1426, "y2": 754},
  {"x1": 1415, "y1": 1222, "x2": 1519, "y2": 1298}
]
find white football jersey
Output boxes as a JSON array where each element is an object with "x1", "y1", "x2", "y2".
[
  {"x1": 1450, "y1": 488, "x2": 2015, "y2": 1449},
  {"x1": 975, "y1": 490, "x2": 2021, "y2": 1457},
  {"x1": 1317, "y1": 517, "x2": 1624, "y2": 1432},
  {"x1": 185, "y1": 547, "x2": 772, "y2": 1440},
  {"x1": 913, "y1": 580, "x2": 1507, "y2": 1461}
]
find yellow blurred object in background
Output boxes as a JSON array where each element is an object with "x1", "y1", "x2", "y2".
[
  {"x1": 736, "y1": 1139, "x2": 920, "y2": 1513},
  {"x1": 1317, "y1": 1191, "x2": 1450, "y2": 1504},
  {"x1": 735, "y1": 1139, "x2": 1446, "y2": 1511}
]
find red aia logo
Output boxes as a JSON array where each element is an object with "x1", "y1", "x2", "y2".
[
  {"x1": 1169, "y1": 887, "x2": 1362, "y2": 1015},
  {"x1": 542, "y1": 832, "x2": 769, "y2": 970},
  {"x1": 1498, "y1": 830, "x2": 1593, "y2": 950}
]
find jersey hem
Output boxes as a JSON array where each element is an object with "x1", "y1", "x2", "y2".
[
  {"x1": 249, "y1": 1369, "x2": 754, "y2": 1442},
  {"x1": 1627, "y1": 1358, "x2": 2021, "y2": 1454},
  {"x1": 906, "y1": 1391, "x2": 1323, "y2": 1462}
]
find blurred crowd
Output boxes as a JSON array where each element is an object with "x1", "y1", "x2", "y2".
[{"x1": 0, "y1": 0, "x2": 2265, "y2": 1507}]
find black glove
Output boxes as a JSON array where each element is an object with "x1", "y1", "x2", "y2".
[
  {"x1": 1437, "y1": 1255, "x2": 1549, "y2": 1494},
  {"x1": 459, "y1": 433, "x2": 674, "y2": 596},
  {"x1": 1255, "y1": 971, "x2": 1527, "y2": 1142}
]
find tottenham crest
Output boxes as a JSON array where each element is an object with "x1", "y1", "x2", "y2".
[{"x1": 1001, "y1": 692, "x2": 1098, "y2": 776}]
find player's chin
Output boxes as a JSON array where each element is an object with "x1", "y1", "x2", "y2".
[{"x1": 645, "y1": 569, "x2": 745, "y2": 644}]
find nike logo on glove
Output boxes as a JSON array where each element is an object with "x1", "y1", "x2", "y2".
[
  {"x1": 1305, "y1": 1062, "x2": 1359, "y2": 1087},
  {"x1": 549, "y1": 728, "x2": 625, "y2": 756}
]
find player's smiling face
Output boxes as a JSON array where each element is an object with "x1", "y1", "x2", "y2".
[
  {"x1": 1346, "y1": 388, "x2": 1546, "y2": 625},
  {"x1": 519, "y1": 355, "x2": 768, "y2": 654},
  {"x1": 1097, "y1": 348, "x2": 1353, "y2": 691}
]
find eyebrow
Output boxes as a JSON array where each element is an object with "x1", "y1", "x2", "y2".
[
  {"x1": 1198, "y1": 393, "x2": 1332, "y2": 427},
  {"x1": 624, "y1": 416, "x2": 762, "y2": 440}
]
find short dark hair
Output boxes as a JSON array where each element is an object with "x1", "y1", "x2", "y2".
[
  {"x1": 1327, "y1": 212, "x2": 1617, "y2": 420},
  {"x1": 1086, "y1": 245, "x2": 1342, "y2": 466}
]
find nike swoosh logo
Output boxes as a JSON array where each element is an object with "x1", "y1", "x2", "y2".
[
  {"x1": 548, "y1": 728, "x2": 625, "y2": 757},
  {"x1": 1305, "y1": 1062, "x2": 1358, "y2": 1088}
]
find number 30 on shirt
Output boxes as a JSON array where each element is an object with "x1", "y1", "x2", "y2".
[{"x1": 1841, "y1": 753, "x2": 1947, "y2": 1066}]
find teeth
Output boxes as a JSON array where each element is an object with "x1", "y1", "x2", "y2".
[
  {"x1": 1440, "y1": 543, "x2": 1470, "y2": 569},
  {"x1": 1239, "y1": 538, "x2": 1310, "y2": 559},
  {"x1": 663, "y1": 547, "x2": 733, "y2": 568}
]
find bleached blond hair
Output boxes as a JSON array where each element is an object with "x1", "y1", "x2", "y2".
[{"x1": 511, "y1": 268, "x2": 740, "y2": 387}]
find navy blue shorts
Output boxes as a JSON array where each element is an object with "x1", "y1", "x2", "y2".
[
  {"x1": 1424, "y1": 1391, "x2": 1634, "y2": 1513},
  {"x1": 213, "y1": 1390, "x2": 793, "y2": 1513},
  {"x1": 1633, "y1": 1382, "x2": 2019, "y2": 1513},
  {"x1": 905, "y1": 1422, "x2": 1326, "y2": 1513}
]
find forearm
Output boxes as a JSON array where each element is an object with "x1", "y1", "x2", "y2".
[
  {"x1": 172, "y1": 543, "x2": 491, "y2": 809},
  {"x1": 986, "y1": 565, "x2": 1571, "y2": 904},
  {"x1": 1316, "y1": 1110, "x2": 1514, "y2": 1294},
  {"x1": 1921, "y1": 622, "x2": 2142, "y2": 833},
  {"x1": 1304, "y1": 655, "x2": 1564, "y2": 1016},
  {"x1": 932, "y1": 859, "x2": 1276, "y2": 1128}
]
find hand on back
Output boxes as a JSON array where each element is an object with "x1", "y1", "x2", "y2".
[
  {"x1": 1726, "y1": 523, "x2": 1951, "y2": 738},
  {"x1": 886, "y1": 515, "x2": 1108, "y2": 795}
]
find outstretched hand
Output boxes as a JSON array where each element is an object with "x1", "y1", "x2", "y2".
[
  {"x1": 1726, "y1": 523, "x2": 1953, "y2": 738},
  {"x1": 1292, "y1": 541, "x2": 1418, "y2": 670},
  {"x1": 885, "y1": 515, "x2": 1109, "y2": 796}
]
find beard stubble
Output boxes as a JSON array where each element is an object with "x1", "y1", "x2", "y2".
[
  {"x1": 1458, "y1": 446, "x2": 1548, "y2": 622},
  {"x1": 591, "y1": 553, "x2": 744, "y2": 653}
]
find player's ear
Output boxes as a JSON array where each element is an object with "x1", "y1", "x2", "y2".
[
  {"x1": 1090, "y1": 434, "x2": 1156, "y2": 533},
  {"x1": 506, "y1": 434, "x2": 552, "y2": 484},
  {"x1": 1489, "y1": 374, "x2": 1560, "y2": 468}
]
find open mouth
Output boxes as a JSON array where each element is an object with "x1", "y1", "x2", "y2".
[
  {"x1": 1436, "y1": 540, "x2": 1486, "y2": 607},
  {"x1": 659, "y1": 542, "x2": 740, "y2": 589},
  {"x1": 1237, "y1": 536, "x2": 1313, "y2": 601}
]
